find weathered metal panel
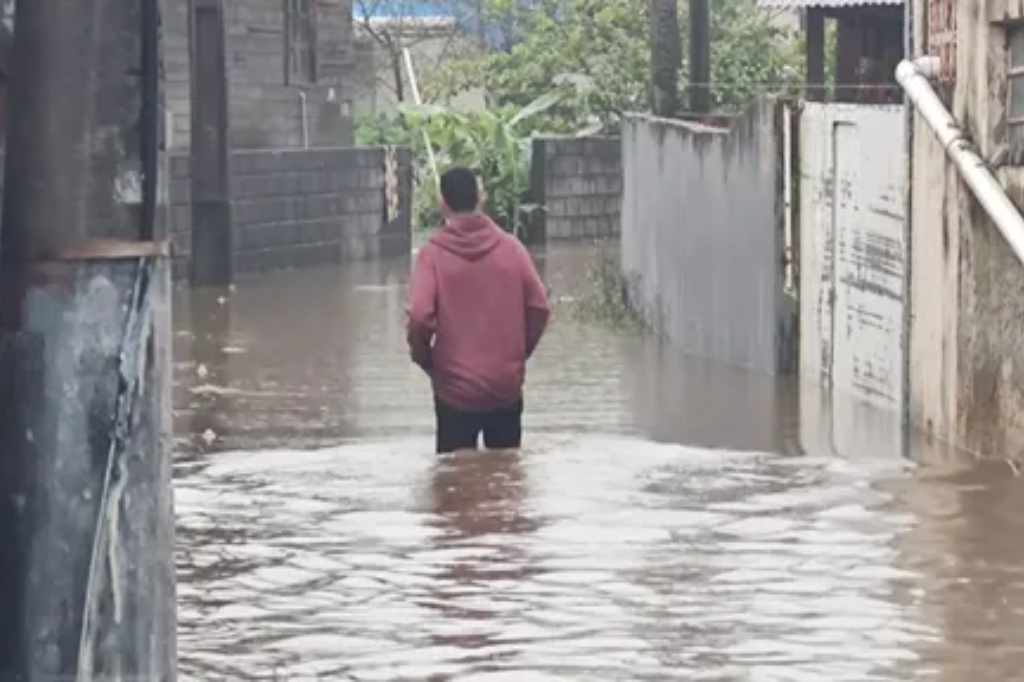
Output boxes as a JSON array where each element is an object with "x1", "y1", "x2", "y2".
[
  {"x1": 831, "y1": 121, "x2": 861, "y2": 396},
  {"x1": 797, "y1": 103, "x2": 834, "y2": 383},
  {"x1": 798, "y1": 103, "x2": 906, "y2": 412}
]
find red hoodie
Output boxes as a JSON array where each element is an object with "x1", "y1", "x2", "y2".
[{"x1": 407, "y1": 213, "x2": 550, "y2": 410}]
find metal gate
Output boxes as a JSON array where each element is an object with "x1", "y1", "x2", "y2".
[{"x1": 797, "y1": 103, "x2": 908, "y2": 415}]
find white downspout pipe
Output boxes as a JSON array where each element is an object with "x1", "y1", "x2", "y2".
[
  {"x1": 897, "y1": 56, "x2": 1024, "y2": 265},
  {"x1": 782, "y1": 102, "x2": 794, "y2": 294},
  {"x1": 403, "y1": 47, "x2": 440, "y2": 191},
  {"x1": 298, "y1": 91, "x2": 309, "y2": 149}
]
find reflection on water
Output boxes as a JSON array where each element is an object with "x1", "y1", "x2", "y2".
[{"x1": 174, "y1": 243, "x2": 1024, "y2": 680}]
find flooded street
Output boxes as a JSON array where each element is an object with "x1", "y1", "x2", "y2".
[{"x1": 173, "y1": 244, "x2": 1024, "y2": 681}]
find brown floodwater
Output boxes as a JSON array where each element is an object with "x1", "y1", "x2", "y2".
[{"x1": 173, "y1": 243, "x2": 1024, "y2": 681}]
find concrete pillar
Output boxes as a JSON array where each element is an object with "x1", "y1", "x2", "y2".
[
  {"x1": 0, "y1": 0, "x2": 177, "y2": 677},
  {"x1": 688, "y1": 0, "x2": 711, "y2": 113},
  {"x1": 189, "y1": 0, "x2": 234, "y2": 286}
]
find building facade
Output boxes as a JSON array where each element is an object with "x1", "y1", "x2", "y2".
[
  {"x1": 909, "y1": 0, "x2": 1024, "y2": 456},
  {"x1": 164, "y1": 0, "x2": 358, "y2": 151},
  {"x1": 758, "y1": 0, "x2": 904, "y2": 103},
  {"x1": 351, "y1": 16, "x2": 484, "y2": 116}
]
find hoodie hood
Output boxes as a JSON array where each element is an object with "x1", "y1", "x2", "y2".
[{"x1": 430, "y1": 213, "x2": 504, "y2": 262}]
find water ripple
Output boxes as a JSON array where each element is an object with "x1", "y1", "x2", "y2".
[{"x1": 174, "y1": 245, "x2": 1024, "y2": 680}]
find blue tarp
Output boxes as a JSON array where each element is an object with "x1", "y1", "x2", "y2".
[
  {"x1": 353, "y1": 0, "x2": 534, "y2": 50},
  {"x1": 354, "y1": 1, "x2": 458, "y2": 19}
]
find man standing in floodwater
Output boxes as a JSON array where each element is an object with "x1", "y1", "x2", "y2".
[{"x1": 406, "y1": 166, "x2": 550, "y2": 454}]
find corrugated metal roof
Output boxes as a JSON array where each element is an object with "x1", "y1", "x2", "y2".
[{"x1": 757, "y1": 0, "x2": 903, "y2": 7}]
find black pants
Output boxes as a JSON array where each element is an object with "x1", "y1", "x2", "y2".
[{"x1": 434, "y1": 397, "x2": 523, "y2": 454}]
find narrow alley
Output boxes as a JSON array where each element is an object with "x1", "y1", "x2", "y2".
[
  {"x1": 8, "y1": 0, "x2": 1024, "y2": 679},
  {"x1": 172, "y1": 244, "x2": 1024, "y2": 681}
]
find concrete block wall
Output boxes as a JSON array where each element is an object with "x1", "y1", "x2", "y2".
[
  {"x1": 620, "y1": 102, "x2": 795, "y2": 375},
  {"x1": 163, "y1": 0, "x2": 190, "y2": 149},
  {"x1": 167, "y1": 146, "x2": 412, "y2": 278},
  {"x1": 530, "y1": 137, "x2": 621, "y2": 241},
  {"x1": 164, "y1": 0, "x2": 356, "y2": 151}
]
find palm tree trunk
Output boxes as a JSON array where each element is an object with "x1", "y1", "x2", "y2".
[{"x1": 688, "y1": 0, "x2": 710, "y2": 113}]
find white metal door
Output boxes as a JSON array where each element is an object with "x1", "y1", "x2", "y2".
[
  {"x1": 829, "y1": 113, "x2": 906, "y2": 413},
  {"x1": 796, "y1": 104, "x2": 907, "y2": 457}
]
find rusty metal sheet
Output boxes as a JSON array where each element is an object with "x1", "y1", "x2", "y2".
[{"x1": 757, "y1": 0, "x2": 902, "y2": 7}]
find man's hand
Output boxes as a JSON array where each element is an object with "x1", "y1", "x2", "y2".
[
  {"x1": 410, "y1": 341, "x2": 433, "y2": 374},
  {"x1": 407, "y1": 245, "x2": 438, "y2": 374}
]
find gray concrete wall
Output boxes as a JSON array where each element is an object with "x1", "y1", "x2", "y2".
[
  {"x1": 167, "y1": 146, "x2": 412, "y2": 278},
  {"x1": 620, "y1": 102, "x2": 794, "y2": 374},
  {"x1": 530, "y1": 137, "x2": 621, "y2": 241},
  {"x1": 164, "y1": 0, "x2": 356, "y2": 151},
  {"x1": 908, "y1": 0, "x2": 1024, "y2": 457}
]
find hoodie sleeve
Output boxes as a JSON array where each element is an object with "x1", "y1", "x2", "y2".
[
  {"x1": 407, "y1": 246, "x2": 437, "y2": 372},
  {"x1": 519, "y1": 243, "x2": 550, "y2": 359}
]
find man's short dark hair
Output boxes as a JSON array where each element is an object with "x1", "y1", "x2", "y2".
[{"x1": 440, "y1": 166, "x2": 479, "y2": 213}]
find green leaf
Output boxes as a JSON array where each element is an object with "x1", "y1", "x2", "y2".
[
  {"x1": 574, "y1": 121, "x2": 606, "y2": 137},
  {"x1": 507, "y1": 92, "x2": 563, "y2": 129}
]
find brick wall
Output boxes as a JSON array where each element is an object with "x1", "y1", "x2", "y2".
[
  {"x1": 529, "y1": 136, "x2": 622, "y2": 242},
  {"x1": 164, "y1": 0, "x2": 356, "y2": 151},
  {"x1": 167, "y1": 146, "x2": 412, "y2": 278}
]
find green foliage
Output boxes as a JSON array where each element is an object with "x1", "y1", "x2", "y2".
[
  {"x1": 357, "y1": 0, "x2": 810, "y2": 234},
  {"x1": 354, "y1": 113, "x2": 415, "y2": 149},
  {"x1": 430, "y1": 0, "x2": 806, "y2": 131},
  {"x1": 785, "y1": 18, "x2": 838, "y2": 94},
  {"x1": 704, "y1": 2, "x2": 805, "y2": 109},
  {"x1": 357, "y1": 93, "x2": 568, "y2": 233},
  {"x1": 429, "y1": 0, "x2": 649, "y2": 132}
]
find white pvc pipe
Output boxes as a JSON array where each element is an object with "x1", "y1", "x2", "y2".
[
  {"x1": 897, "y1": 57, "x2": 1024, "y2": 265},
  {"x1": 403, "y1": 47, "x2": 440, "y2": 190},
  {"x1": 298, "y1": 91, "x2": 309, "y2": 149},
  {"x1": 782, "y1": 102, "x2": 794, "y2": 294}
]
